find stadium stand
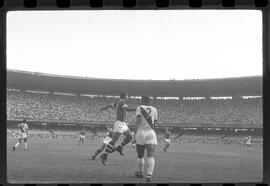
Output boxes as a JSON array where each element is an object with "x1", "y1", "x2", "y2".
[{"x1": 7, "y1": 90, "x2": 262, "y2": 126}]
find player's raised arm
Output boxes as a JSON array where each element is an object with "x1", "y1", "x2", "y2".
[
  {"x1": 99, "y1": 103, "x2": 115, "y2": 112},
  {"x1": 120, "y1": 102, "x2": 136, "y2": 112},
  {"x1": 126, "y1": 108, "x2": 136, "y2": 112}
]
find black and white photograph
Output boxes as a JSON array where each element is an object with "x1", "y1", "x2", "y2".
[{"x1": 6, "y1": 10, "x2": 263, "y2": 183}]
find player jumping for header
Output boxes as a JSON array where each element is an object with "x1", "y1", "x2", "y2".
[
  {"x1": 163, "y1": 127, "x2": 171, "y2": 152},
  {"x1": 13, "y1": 118, "x2": 29, "y2": 151},
  {"x1": 99, "y1": 92, "x2": 136, "y2": 165},
  {"x1": 134, "y1": 96, "x2": 158, "y2": 182}
]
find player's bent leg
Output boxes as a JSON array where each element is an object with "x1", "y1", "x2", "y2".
[
  {"x1": 135, "y1": 144, "x2": 146, "y2": 178},
  {"x1": 82, "y1": 137, "x2": 85, "y2": 144},
  {"x1": 13, "y1": 138, "x2": 22, "y2": 151},
  {"x1": 115, "y1": 129, "x2": 133, "y2": 156},
  {"x1": 146, "y1": 144, "x2": 156, "y2": 182},
  {"x1": 164, "y1": 143, "x2": 169, "y2": 152},
  {"x1": 92, "y1": 144, "x2": 106, "y2": 160},
  {"x1": 78, "y1": 137, "x2": 81, "y2": 145},
  {"x1": 100, "y1": 132, "x2": 121, "y2": 165}
]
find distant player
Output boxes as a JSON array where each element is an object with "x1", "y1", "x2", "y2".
[
  {"x1": 163, "y1": 128, "x2": 171, "y2": 152},
  {"x1": 13, "y1": 119, "x2": 29, "y2": 151},
  {"x1": 78, "y1": 127, "x2": 86, "y2": 145},
  {"x1": 99, "y1": 92, "x2": 136, "y2": 165},
  {"x1": 49, "y1": 129, "x2": 57, "y2": 138},
  {"x1": 134, "y1": 96, "x2": 158, "y2": 182},
  {"x1": 91, "y1": 128, "x2": 113, "y2": 160},
  {"x1": 245, "y1": 136, "x2": 252, "y2": 150}
]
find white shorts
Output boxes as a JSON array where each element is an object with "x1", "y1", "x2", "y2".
[
  {"x1": 135, "y1": 129, "x2": 157, "y2": 145},
  {"x1": 103, "y1": 136, "x2": 112, "y2": 145},
  {"x1": 113, "y1": 121, "x2": 129, "y2": 133},
  {"x1": 19, "y1": 132, "x2": 27, "y2": 139},
  {"x1": 246, "y1": 141, "x2": 251, "y2": 145},
  {"x1": 165, "y1": 139, "x2": 171, "y2": 144},
  {"x1": 79, "y1": 135, "x2": 85, "y2": 139}
]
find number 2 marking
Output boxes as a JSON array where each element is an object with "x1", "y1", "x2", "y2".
[{"x1": 146, "y1": 108, "x2": 151, "y2": 115}]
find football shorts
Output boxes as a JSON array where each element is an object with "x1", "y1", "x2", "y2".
[
  {"x1": 113, "y1": 121, "x2": 129, "y2": 133},
  {"x1": 79, "y1": 134, "x2": 86, "y2": 139},
  {"x1": 165, "y1": 139, "x2": 171, "y2": 144},
  {"x1": 103, "y1": 136, "x2": 112, "y2": 145},
  {"x1": 135, "y1": 129, "x2": 157, "y2": 145},
  {"x1": 19, "y1": 132, "x2": 27, "y2": 139}
]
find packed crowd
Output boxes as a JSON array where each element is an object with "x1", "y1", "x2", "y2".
[{"x1": 7, "y1": 91, "x2": 263, "y2": 126}]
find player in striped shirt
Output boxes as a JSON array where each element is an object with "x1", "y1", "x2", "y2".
[
  {"x1": 99, "y1": 92, "x2": 136, "y2": 165},
  {"x1": 13, "y1": 119, "x2": 29, "y2": 151}
]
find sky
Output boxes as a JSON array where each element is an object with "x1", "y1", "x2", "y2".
[{"x1": 7, "y1": 10, "x2": 262, "y2": 80}]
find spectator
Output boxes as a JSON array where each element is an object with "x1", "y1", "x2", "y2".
[{"x1": 6, "y1": 90, "x2": 262, "y2": 126}]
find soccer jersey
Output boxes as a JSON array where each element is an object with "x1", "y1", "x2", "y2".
[
  {"x1": 165, "y1": 131, "x2": 171, "y2": 139},
  {"x1": 80, "y1": 130, "x2": 86, "y2": 136},
  {"x1": 18, "y1": 123, "x2": 28, "y2": 133},
  {"x1": 136, "y1": 105, "x2": 157, "y2": 130},
  {"x1": 246, "y1": 137, "x2": 252, "y2": 144},
  {"x1": 112, "y1": 99, "x2": 128, "y2": 122}
]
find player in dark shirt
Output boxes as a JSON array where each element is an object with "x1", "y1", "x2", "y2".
[
  {"x1": 78, "y1": 127, "x2": 86, "y2": 145},
  {"x1": 99, "y1": 92, "x2": 136, "y2": 165}
]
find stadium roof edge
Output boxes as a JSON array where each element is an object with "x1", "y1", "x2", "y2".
[
  {"x1": 6, "y1": 69, "x2": 262, "y2": 97},
  {"x1": 6, "y1": 69, "x2": 261, "y2": 82}
]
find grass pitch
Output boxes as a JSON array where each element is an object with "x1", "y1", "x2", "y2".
[{"x1": 7, "y1": 137, "x2": 262, "y2": 183}]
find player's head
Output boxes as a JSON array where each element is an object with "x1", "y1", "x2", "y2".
[
  {"x1": 22, "y1": 118, "x2": 27, "y2": 123},
  {"x1": 141, "y1": 96, "x2": 151, "y2": 105},
  {"x1": 120, "y1": 92, "x2": 128, "y2": 100}
]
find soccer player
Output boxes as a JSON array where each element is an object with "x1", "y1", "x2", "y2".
[
  {"x1": 134, "y1": 96, "x2": 158, "y2": 182},
  {"x1": 13, "y1": 118, "x2": 29, "y2": 151},
  {"x1": 163, "y1": 128, "x2": 171, "y2": 152},
  {"x1": 78, "y1": 127, "x2": 86, "y2": 145},
  {"x1": 245, "y1": 136, "x2": 252, "y2": 150},
  {"x1": 91, "y1": 128, "x2": 113, "y2": 160},
  {"x1": 99, "y1": 92, "x2": 136, "y2": 165}
]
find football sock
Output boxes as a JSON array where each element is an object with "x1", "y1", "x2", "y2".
[
  {"x1": 93, "y1": 149, "x2": 102, "y2": 158},
  {"x1": 14, "y1": 142, "x2": 20, "y2": 148},
  {"x1": 117, "y1": 136, "x2": 132, "y2": 150},
  {"x1": 147, "y1": 157, "x2": 155, "y2": 176},
  {"x1": 137, "y1": 158, "x2": 144, "y2": 174},
  {"x1": 104, "y1": 142, "x2": 114, "y2": 157}
]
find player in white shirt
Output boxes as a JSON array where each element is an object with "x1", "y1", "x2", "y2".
[
  {"x1": 134, "y1": 96, "x2": 158, "y2": 182},
  {"x1": 245, "y1": 136, "x2": 252, "y2": 150},
  {"x1": 13, "y1": 119, "x2": 29, "y2": 151}
]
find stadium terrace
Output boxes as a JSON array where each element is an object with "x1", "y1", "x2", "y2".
[{"x1": 7, "y1": 69, "x2": 261, "y2": 97}]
